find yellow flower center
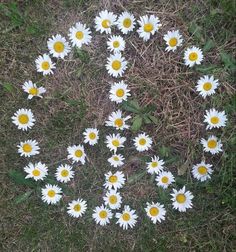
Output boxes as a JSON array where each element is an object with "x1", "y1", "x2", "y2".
[
  {"x1": 109, "y1": 175, "x2": 118, "y2": 183},
  {"x1": 149, "y1": 207, "x2": 159, "y2": 216},
  {"x1": 29, "y1": 87, "x2": 38, "y2": 95},
  {"x1": 113, "y1": 40, "x2": 120, "y2": 48},
  {"x1": 210, "y1": 116, "x2": 219, "y2": 124},
  {"x1": 22, "y1": 143, "x2": 32, "y2": 153},
  {"x1": 198, "y1": 166, "x2": 207, "y2": 175},
  {"x1": 101, "y1": 19, "x2": 110, "y2": 28},
  {"x1": 122, "y1": 213, "x2": 131, "y2": 221},
  {"x1": 73, "y1": 204, "x2": 81, "y2": 212},
  {"x1": 32, "y1": 169, "x2": 40, "y2": 177},
  {"x1": 116, "y1": 88, "x2": 125, "y2": 97},
  {"x1": 189, "y1": 52, "x2": 198, "y2": 61},
  {"x1": 75, "y1": 150, "x2": 83, "y2": 158},
  {"x1": 53, "y1": 41, "x2": 64, "y2": 53},
  {"x1": 76, "y1": 31, "x2": 84, "y2": 40},
  {"x1": 161, "y1": 176, "x2": 169, "y2": 184},
  {"x1": 99, "y1": 210, "x2": 108, "y2": 219},
  {"x1": 151, "y1": 161, "x2": 158, "y2": 168},
  {"x1": 207, "y1": 139, "x2": 217, "y2": 149},
  {"x1": 114, "y1": 118, "x2": 123, "y2": 128},
  {"x1": 61, "y1": 169, "x2": 69, "y2": 177},
  {"x1": 47, "y1": 189, "x2": 56, "y2": 198},
  {"x1": 144, "y1": 23, "x2": 153, "y2": 32},
  {"x1": 176, "y1": 194, "x2": 186, "y2": 203},
  {"x1": 139, "y1": 138, "x2": 146, "y2": 145},
  {"x1": 113, "y1": 156, "x2": 119, "y2": 161},
  {"x1": 109, "y1": 195, "x2": 117, "y2": 204},
  {"x1": 112, "y1": 139, "x2": 120, "y2": 147},
  {"x1": 169, "y1": 37, "x2": 178, "y2": 47},
  {"x1": 89, "y1": 132, "x2": 96, "y2": 140},
  {"x1": 203, "y1": 82, "x2": 212, "y2": 91},
  {"x1": 18, "y1": 114, "x2": 29, "y2": 124},
  {"x1": 123, "y1": 18, "x2": 132, "y2": 28},
  {"x1": 112, "y1": 60, "x2": 121, "y2": 70},
  {"x1": 41, "y1": 61, "x2": 50, "y2": 70}
]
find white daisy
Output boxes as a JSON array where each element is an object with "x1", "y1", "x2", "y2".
[
  {"x1": 163, "y1": 30, "x2": 183, "y2": 52},
  {"x1": 192, "y1": 161, "x2": 213, "y2": 182},
  {"x1": 156, "y1": 171, "x2": 175, "y2": 189},
  {"x1": 107, "y1": 153, "x2": 125, "y2": 168},
  {"x1": 109, "y1": 80, "x2": 131, "y2": 104},
  {"x1": 22, "y1": 80, "x2": 46, "y2": 99},
  {"x1": 12, "y1": 108, "x2": 35, "y2": 131},
  {"x1": 41, "y1": 184, "x2": 62, "y2": 205},
  {"x1": 204, "y1": 108, "x2": 227, "y2": 130},
  {"x1": 105, "y1": 110, "x2": 131, "y2": 130},
  {"x1": 17, "y1": 139, "x2": 40, "y2": 157},
  {"x1": 68, "y1": 22, "x2": 92, "y2": 48},
  {"x1": 55, "y1": 164, "x2": 74, "y2": 183},
  {"x1": 145, "y1": 202, "x2": 166, "y2": 224},
  {"x1": 116, "y1": 205, "x2": 138, "y2": 230},
  {"x1": 104, "y1": 171, "x2": 125, "y2": 190},
  {"x1": 105, "y1": 133, "x2": 126, "y2": 153},
  {"x1": 35, "y1": 54, "x2": 55, "y2": 75},
  {"x1": 116, "y1": 11, "x2": 136, "y2": 34},
  {"x1": 83, "y1": 128, "x2": 99, "y2": 146},
  {"x1": 133, "y1": 133, "x2": 152, "y2": 152},
  {"x1": 171, "y1": 186, "x2": 193, "y2": 212},
  {"x1": 196, "y1": 75, "x2": 219, "y2": 98},
  {"x1": 106, "y1": 52, "x2": 128, "y2": 78},
  {"x1": 67, "y1": 144, "x2": 86, "y2": 164},
  {"x1": 67, "y1": 198, "x2": 87, "y2": 218},
  {"x1": 184, "y1": 46, "x2": 203, "y2": 67},
  {"x1": 24, "y1": 162, "x2": 48, "y2": 181},
  {"x1": 107, "y1": 35, "x2": 125, "y2": 53},
  {"x1": 94, "y1": 10, "x2": 117, "y2": 34},
  {"x1": 137, "y1": 15, "x2": 161, "y2": 41},
  {"x1": 201, "y1": 135, "x2": 223, "y2": 154},
  {"x1": 103, "y1": 189, "x2": 122, "y2": 210},
  {"x1": 92, "y1": 205, "x2": 113, "y2": 226},
  {"x1": 146, "y1": 156, "x2": 165, "y2": 174}
]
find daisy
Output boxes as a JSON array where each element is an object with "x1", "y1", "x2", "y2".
[
  {"x1": 145, "y1": 202, "x2": 166, "y2": 224},
  {"x1": 107, "y1": 153, "x2": 125, "y2": 168},
  {"x1": 17, "y1": 139, "x2": 40, "y2": 157},
  {"x1": 35, "y1": 54, "x2": 55, "y2": 75},
  {"x1": 105, "y1": 133, "x2": 126, "y2": 153},
  {"x1": 92, "y1": 205, "x2": 113, "y2": 226},
  {"x1": 192, "y1": 161, "x2": 213, "y2": 182},
  {"x1": 184, "y1": 46, "x2": 203, "y2": 67},
  {"x1": 94, "y1": 10, "x2": 117, "y2": 34},
  {"x1": 204, "y1": 108, "x2": 227, "y2": 130},
  {"x1": 12, "y1": 108, "x2": 35, "y2": 131},
  {"x1": 116, "y1": 205, "x2": 138, "y2": 230},
  {"x1": 103, "y1": 189, "x2": 122, "y2": 210},
  {"x1": 105, "y1": 110, "x2": 131, "y2": 130},
  {"x1": 107, "y1": 35, "x2": 125, "y2": 53},
  {"x1": 67, "y1": 198, "x2": 87, "y2": 218},
  {"x1": 137, "y1": 15, "x2": 161, "y2": 41},
  {"x1": 41, "y1": 184, "x2": 62, "y2": 205},
  {"x1": 67, "y1": 144, "x2": 86, "y2": 164},
  {"x1": 104, "y1": 171, "x2": 125, "y2": 190},
  {"x1": 156, "y1": 171, "x2": 175, "y2": 189},
  {"x1": 83, "y1": 128, "x2": 99, "y2": 146},
  {"x1": 146, "y1": 156, "x2": 164, "y2": 174},
  {"x1": 171, "y1": 186, "x2": 193, "y2": 212},
  {"x1": 196, "y1": 75, "x2": 219, "y2": 98},
  {"x1": 47, "y1": 34, "x2": 71, "y2": 59},
  {"x1": 55, "y1": 164, "x2": 74, "y2": 183},
  {"x1": 106, "y1": 52, "x2": 128, "y2": 78},
  {"x1": 116, "y1": 11, "x2": 136, "y2": 34},
  {"x1": 68, "y1": 22, "x2": 92, "y2": 48},
  {"x1": 201, "y1": 135, "x2": 223, "y2": 154},
  {"x1": 24, "y1": 162, "x2": 48, "y2": 181},
  {"x1": 109, "y1": 80, "x2": 131, "y2": 104},
  {"x1": 22, "y1": 80, "x2": 46, "y2": 99},
  {"x1": 163, "y1": 30, "x2": 183, "y2": 52},
  {"x1": 133, "y1": 132, "x2": 152, "y2": 152}
]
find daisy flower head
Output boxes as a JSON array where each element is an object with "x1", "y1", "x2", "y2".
[
  {"x1": 107, "y1": 35, "x2": 126, "y2": 53},
  {"x1": 67, "y1": 198, "x2": 87, "y2": 218},
  {"x1": 22, "y1": 80, "x2": 46, "y2": 99},
  {"x1": 196, "y1": 75, "x2": 219, "y2": 98},
  {"x1": 108, "y1": 153, "x2": 125, "y2": 168},
  {"x1": 109, "y1": 81, "x2": 131, "y2": 104},
  {"x1": 171, "y1": 186, "x2": 193, "y2": 212},
  {"x1": 106, "y1": 52, "x2": 128, "y2": 78},
  {"x1": 192, "y1": 161, "x2": 213, "y2": 182},
  {"x1": 201, "y1": 135, "x2": 223, "y2": 155},
  {"x1": 103, "y1": 189, "x2": 122, "y2": 210},
  {"x1": 68, "y1": 22, "x2": 92, "y2": 48},
  {"x1": 92, "y1": 205, "x2": 113, "y2": 226},
  {"x1": 116, "y1": 205, "x2": 138, "y2": 230},
  {"x1": 137, "y1": 15, "x2": 161, "y2": 41},
  {"x1": 17, "y1": 139, "x2": 40, "y2": 157},
  {"x1": 104, "y1": 171, "x2": 126, "y2": 190},
  {"x1": 146, "y1": 156, "x2": 164, "y2": 174},
  {"x1": 133, "y1": 132, "x2": 152, "y2": 152},
  {"x1": 145, "y1": 202, "x2": 166, "y2": 224},
  {"x1": 156, "y1": 171, "x2": 175, "y2": 189},
  {"x1": 105, "y1": 110, "x2": 131, "y2": 130},
  {"x1": 163, "y1": 30, "x2": 183, "y2": 52},
  {"x1": 83, "y1": 128, "x2": 99, "y2": 146},
  {"x1": 116, "y1": 11, "x2": 136, "y2": 34},
  {"x1": 24, "y1": 162, "x2": 48, "y2": 181},
  {"x1": 55, "y1": 164, "x2": 74, "y2": 183},
  {"x1": 47, "y1": 34, "x2": 71, "y2": 59},
  {"x1": 67, "y1": 144, "x2": 86, "y2": 164},
  {"x1": 35, "y1": 54, "x2": 55, "y2": 75},
  {"x1": 12, "y1": 108, "x2": 35, "y2": 131},
  {"x1": 204, "y1": 108, "x2": 227, "y2": 130},
  {"x1": 105, "y1": 133, "x2": 126, "y2": 153},
  {"x1": 184, "y1": 46, "x2": 203, "y2": 67},
  {"x1": 41, "y1": 184, "x2": 62, "y2": 205},
  {"x1": 94, "y1": 10, "x2": 117, "y2": 34}
]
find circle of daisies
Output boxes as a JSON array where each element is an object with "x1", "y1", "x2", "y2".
[{"x1": 12, "y1": 10, "x2": 228, "y2": 229}]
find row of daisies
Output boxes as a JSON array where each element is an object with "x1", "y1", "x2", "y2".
[{"x1": 12, "y1": 10, "x2": 227, "y2": 229}]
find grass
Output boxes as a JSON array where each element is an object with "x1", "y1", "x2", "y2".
[{"x1": 1, "y1": 0, "x2": 235, "y2": 251}]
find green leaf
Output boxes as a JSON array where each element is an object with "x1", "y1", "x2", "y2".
[
  {"x1": 195, "y1": 64, "x2": 218, "y2": 74},
  {"x1": 15, "y1": 190, "x2": 32, "y2": 204},
  {"x1": 148, "y1": 115, "x2": 158, "y2": 124},
  {"x1": 3, "y1": 83, "x2": 14, "y2": 93},
  {"x1": 188, "y1": 21, "x2": 203, "y2": 42},
  {"x1": 143, "y1": 115, "x2": 152, "y2": 124},
  {"x1": 122, "y1": 100, "x2": 140, "y2": 113},
  {"x1": 8, "y1": 170, "x2": 36, "y2": 188},
  {"x1": 74, "y1": 48, "x2": 90, "y2": 63},
  {"x1": 127, "y1": 171, "x2": 146, "y2": 184},
  {"x1": 220, "y1": 52, "x2": 236, "y2": 72},
  {"x1": 131, "y1": 115, "x2": 143, "y2": 132},
  {"x1": 203, "y1": 39, "x2": 215, "y2": 52}
]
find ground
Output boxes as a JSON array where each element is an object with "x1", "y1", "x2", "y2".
[{"x1": 0, "y1": 0, "x2": 236, "y2": 251}]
